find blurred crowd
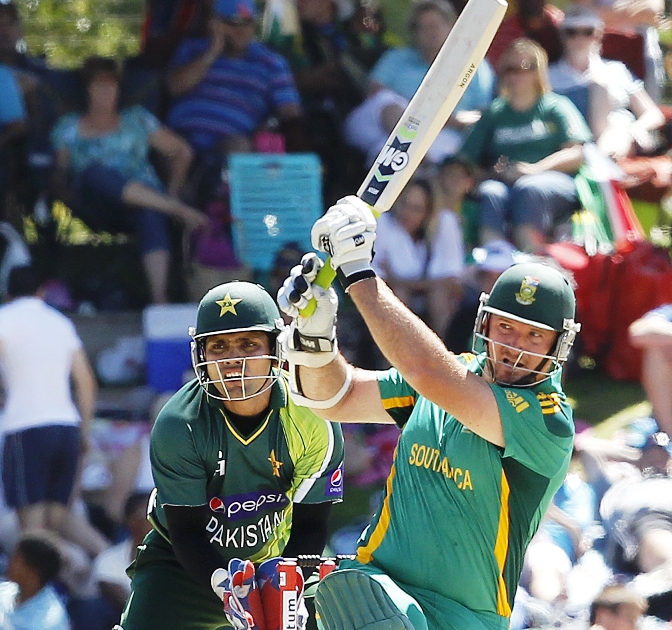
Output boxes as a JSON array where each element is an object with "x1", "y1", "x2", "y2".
[{"x1": 1, "y1": 0, "x2": 672, "y2": 627}]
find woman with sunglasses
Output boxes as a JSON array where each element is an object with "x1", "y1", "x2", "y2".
[
  {"x1": 548, "y1": 5, "x2": 665, "y2": 161},
  {"x1": 460, "y1": 38, "x2": 592, "y2": 254}
]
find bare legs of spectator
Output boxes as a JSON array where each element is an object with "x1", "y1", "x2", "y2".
[
  {"x1": 427, "y1": 277, "x2": 462, "y2": 339},
  {"x1": 103, "y1": 439, "x2": 142, "y2": 525},
  {"x1": 641, "y1": 347, "x2": 672, "y2": 437},
  {"x1": 637, "y1": 528, "x2": 672, "y2": 573},
  {"x1": 143, "y1": 249, "x2": 170, "y2": 305},
  {"x1": 16, "y1": 500, "x2": 109, "y2": 558},
  {"x1": 121, "y1": 180, "x2": 206, "y2": 231}
]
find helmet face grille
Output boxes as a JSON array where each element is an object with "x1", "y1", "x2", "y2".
[
  {"x1": 190, "y1": 281, "x2": 285, "y2": 400},
  {"x1": 191, "y1": 340, "x2": 281, "y2": 401},
  {"x1": 471, "y1": 263, "x2": 581, "y2": 386}
]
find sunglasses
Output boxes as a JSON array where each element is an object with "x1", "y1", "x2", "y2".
[
  {"x1": 221, "y1": 17, "x2": 255, "y2": 26},
  {"x1": 501, "y1": 60, "x2": 537, "y2": 74},
  {"x1": 563, "y1": 27, "x2": 595, "y2": 37}
]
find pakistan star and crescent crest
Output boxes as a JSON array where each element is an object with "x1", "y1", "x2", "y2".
[{"x1": 216, "y1": 293, "x2": 243, "y2": 316}]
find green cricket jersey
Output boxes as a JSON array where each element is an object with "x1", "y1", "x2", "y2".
[
  {"x1": 348, "y1": 353, "x2": 573, "y2": 628},
  {"x1": 149, "y1": 373, "x2": 344, "y2": 565}
]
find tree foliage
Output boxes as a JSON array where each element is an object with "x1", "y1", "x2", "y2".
[{"x1": 17, "y1": 0, "x2": 144, "y2": 68}]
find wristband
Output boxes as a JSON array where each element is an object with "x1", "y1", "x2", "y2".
[
  {"x1": 336, "y1": 268, "x2": 377, "y2": 293},
  {"x1": 289, "y1": 365, "x2": 353, "y2": 410},
  {"x1": 295, "y1": 329, "x2": 336, "y2": 353}
]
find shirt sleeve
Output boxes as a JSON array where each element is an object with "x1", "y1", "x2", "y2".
[
  {"x1": 457, "y1": 59, "x2": 495, "y2": 112},
  {"x1": 376, "y1": 368, "x2": 418, "y2": 428},
  {"x1": 492, "y1": 383, "x2": 574, "y2": 478},
  {"x1": 552, "y1": 94, "x2": 592, "y2": 145},
  {"x1": 150, "y1": 405, "x2": 209, "y2": 507},
  {"x1": 369, "y1": 49, "x2": 400, "y2": 89},
  {"x1": 50, "y1": 114, "x2": 79, "y2": 152},
  {"x1": 0, "y1": 67, "x2": 25, "y2": 125},
  {"x1": 127, "y1": 105, "x2": 161, "y2": 136},
  {"x1": 459, "y1": 108, "x2": 493, "y2": 166},
  {"x1": 427, "y1": 211, "x2": 465, "y2": 279},
  {"x1": 266, "y1": 48, "x2": 301, "y2": 110},
  {"x1": 282, "y1": 402, "x2": 345, "y2": 504},
  {"x1": 170, "y1": 38, "x2": 207, "y2": 68}
]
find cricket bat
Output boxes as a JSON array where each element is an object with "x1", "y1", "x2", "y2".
[{"x1": 300, "y1": 0, "x2": 507, "y2": 316}]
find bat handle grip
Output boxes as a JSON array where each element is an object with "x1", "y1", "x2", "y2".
[{"x1": 298, "y1": 261, "x2": 337, "y2": 317}]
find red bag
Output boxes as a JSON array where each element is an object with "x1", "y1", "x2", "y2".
[
  {"x1": 549, "y1": 241, "x2": 672, "y2": 381},
  {"x1": 603, "y1": 242, "x2": 672, "y2": 381},
  {"x1": 547, "y1": 242, "x2": 614, "y2": 359}
]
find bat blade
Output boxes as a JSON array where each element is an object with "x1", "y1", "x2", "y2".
[{"x1": 301, "y1": 0, "x2": 507, "y2": 315}]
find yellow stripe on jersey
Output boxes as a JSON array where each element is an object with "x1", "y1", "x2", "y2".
[
  {"x1": 536, "y1": 393, "x2": 561, "y2": 415},
  {"x1": 356, "y1": 457, "x2": 398, "y2": 564},
  {"x1": 382, "y1": 396, "x2": 415, "y2": 410},
  {"x1": 494, "y1": 471, "x2": 512, "y2": 617},
  {"x1": 221, "y1": 409, "x2": 271, "y2": 445}
]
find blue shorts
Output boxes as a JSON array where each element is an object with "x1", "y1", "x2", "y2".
[{"x1": 2, "y1": 425, "x2": 80, "y2": 508}]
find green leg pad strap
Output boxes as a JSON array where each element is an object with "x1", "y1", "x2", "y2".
[{"x1": 315, "y1": 570, "x2": 416, "y2": 630}]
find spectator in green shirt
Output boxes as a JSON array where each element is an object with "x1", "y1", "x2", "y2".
[{"x1": 460, "y1": 38, "x2": 592, "y2": 254}]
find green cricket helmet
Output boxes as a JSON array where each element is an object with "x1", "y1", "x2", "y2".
[
  {"x1": 189, "y1": 281, "x2": 285, "y2": 401},
  {"x1": 473, "y1": 262, "x2": 581, "y2": 386}
]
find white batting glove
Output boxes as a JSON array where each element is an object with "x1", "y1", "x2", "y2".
[
  {"x1": 311, "y1": 195, "x2": 377, "y2": 292},
  {"x1": 277, "y1": 253, "x2": 338, "y2": 369}
]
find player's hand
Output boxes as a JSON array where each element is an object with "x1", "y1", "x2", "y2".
[
  {"x1": 211, "y1": 559, "x2": 264, "y2": 630},
  {"x1": 311, "y1": 195, "x2": 377, "y2": 292},
  {"x1": 277, "y1": 253, "x2": 338, "y2": 368}
]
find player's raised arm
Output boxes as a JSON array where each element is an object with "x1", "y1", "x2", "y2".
[
  {"x1": 280, "y1": 195, "x2": 580, "y2": 448},
  {"x1": 277, "y1": 250, "x2": 392, "y2": 425}
]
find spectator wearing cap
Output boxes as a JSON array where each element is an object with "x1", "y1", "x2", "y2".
[
  {"x1": 443, "y1": 239, "x2": 518, "y2": 353},
  {"x1": 629, "y1": 305, "x2": 672, "y2": 438},
  {"x1": 548, "y1": 5, "x2": 664, "y2": 161},
  {"x1": 166, "y1": 0, "x2": 304, "y2": 162}
]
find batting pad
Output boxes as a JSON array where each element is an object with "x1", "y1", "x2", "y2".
[{"x1": 315, "y1": 570, "x2": 416, "y2": 630}]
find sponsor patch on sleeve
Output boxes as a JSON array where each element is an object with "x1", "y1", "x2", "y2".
[{"x1": 325, "y1": 463, "x2": 344, "y2": 498}]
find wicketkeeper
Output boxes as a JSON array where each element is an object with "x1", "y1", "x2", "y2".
[{"x1": 117, "y1": 281, "x2": 344, "y2": 630}]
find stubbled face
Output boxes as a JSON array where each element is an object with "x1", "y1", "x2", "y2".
[
  {"x1": 485, "y1": 314, "x2": 557, "y2": 385},
  {"x1": 203, "y1": 330, "x2": 274, "y2": 400}
]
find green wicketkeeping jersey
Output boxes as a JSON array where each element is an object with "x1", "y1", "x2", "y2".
[
  {"x1": 149, "y1": 373, "x2": 344, "y2": 565},
  {"x1": 351, "y1": 353, "x2": 573, "y2": 628}
]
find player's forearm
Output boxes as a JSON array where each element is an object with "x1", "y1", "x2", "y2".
[
  {"x1": 296, "y1": 355, "x2": 352, "y2": 417},
  {"x1": 349, "y1": 277, "x2": 462, "y2": 386}
]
